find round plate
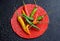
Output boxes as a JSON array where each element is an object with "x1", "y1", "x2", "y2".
[{"x1": 11, "y1": 4, "x2": 49, "y2": 39}]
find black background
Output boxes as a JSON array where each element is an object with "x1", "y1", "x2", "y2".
[{"x1": 0, "y1": 0, "x2": 60, "y2": 41}]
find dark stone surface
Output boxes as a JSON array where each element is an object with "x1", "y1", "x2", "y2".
[{"x1": 0, "y1": 0, "x2": 60, "y2": 41}]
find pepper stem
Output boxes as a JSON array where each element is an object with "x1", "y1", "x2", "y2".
[
  {"x1": 34, "y1": 0, "x2": 37, "y2": 7},
  {"x1": 22, "y1": 0, "x2": 25, "y2": 6}
]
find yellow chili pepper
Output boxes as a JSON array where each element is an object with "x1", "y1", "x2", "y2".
[
  {"x1": 17, "y1": 16, "x2": 30, "y2": 34},
  {"x1": 14, "y1": 7, "x2": 30, "y2": 34}
]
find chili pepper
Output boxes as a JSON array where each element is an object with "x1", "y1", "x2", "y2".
[
  {"x1": 22, "y1": 10, "x2": 34, "y2": 20},
  {"x1": 32, "y1": 0, "x2": 38, "y2": 24},
  {"x1": 30, "y1": 0, "x2": 37, "y2": 17},
  {"x1": 14, "y1": 9, "x2": 30, "y2": 34},
  {"x1": 37, "y1": 14, "x2": 47, "y2": 21},
  {"x1": 37, "y1": 16, "x2": 43, "y2": 21},
  {"x1": 23, "y1": 1, "x2": 30, "y2": 16},
  {"x1": 30, "y1": 7, "x2": 37, "y2": 17},
  {"x1": 17, "y1": 15, "x2": 30, "y2": 34},
  {"x1": 33, "y1": 12, "x2": 39, "y2": 24},
  {"x1": 22, "y1": 15, "x2": 40, "y2": 30}
]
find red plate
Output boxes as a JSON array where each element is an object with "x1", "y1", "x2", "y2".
[{"x1": 11, "y1": 4, "x2": 49, "y2": 39}]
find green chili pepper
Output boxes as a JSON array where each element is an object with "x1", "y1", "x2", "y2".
[
  {"x1": 37, "y1": 14, "x2": 47, "y2": 21},
  {"x1": 22, "y1": 14, "x2": 40, "y2": 30},
  {"x1": 37, "y1": 16, "x2": 43, "y2": 21},
  {"x1": 30, "y1": 7, "x2": 37, "y2": 17},
  {"x1": 22, "y1": 14, "x2": 34, "y2": 20}
]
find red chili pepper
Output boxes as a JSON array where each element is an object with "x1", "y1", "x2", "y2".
[
  {"x1": 23, "y1": 1, "x2": 30, "y2": 16},
  {"x1": 24, "y1": 6, "x2": 30, "y2": 16}
]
